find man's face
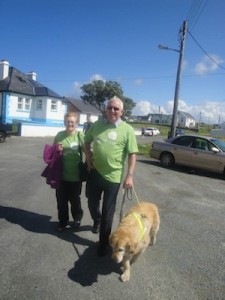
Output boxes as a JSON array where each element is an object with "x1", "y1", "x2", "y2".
[{"x1": 106, "y1": 100, "x2": 124, "y2": 123}]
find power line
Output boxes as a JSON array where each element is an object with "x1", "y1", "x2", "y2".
[
  {"x1": 187, "y1": 29, "x2": 225, "y2": 71},
  {"x1": 41, "y1": 71, "x2": 225, "y2": 84},
  {"x1": 188, "y1": 0, "x2": 208, "y2": 31},
  {"x1": 186, "y1": 0, "x2": 209, "y2": 31}
]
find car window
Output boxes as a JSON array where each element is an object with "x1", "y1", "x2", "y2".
[
  {"x1": 172, "y1": 136, "x2": 194, "y2": 147},
  {"x1": 211, "y1": 138, "x2": 225, "y2": 152},
  {"x1": 192, "y1": 138, "x2": 209, "y2": 151}
]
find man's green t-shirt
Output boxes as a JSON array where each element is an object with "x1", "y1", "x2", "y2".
[
  {"x1": 54, "y1": 131, "x2": 84, "y2": 182},
  {"x1": 84, "y1": 119, "x2": 138, "y2": 183}
]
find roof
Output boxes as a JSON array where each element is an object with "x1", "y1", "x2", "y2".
[
  {"x1": 66, "y1": 97, "x2": 101, "y2": 115},
  {"x1": 0, "y1": 67, "x2": 63, "y2": 99},
  {"x1": 178, "y1": 111, "x2": 195, "y2": 120}
]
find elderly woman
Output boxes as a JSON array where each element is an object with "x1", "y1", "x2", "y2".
[{"x1": 54, "y1": 111, "x2": 84, "y2": 232}]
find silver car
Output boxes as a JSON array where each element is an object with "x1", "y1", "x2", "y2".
[{"x1": 150, "y1": 134, "x2": 225, "y2": 174}]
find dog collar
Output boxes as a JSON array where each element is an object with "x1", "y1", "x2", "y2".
[{"x1": 131, "y1": 213, "x2": 145, "y2": 241}]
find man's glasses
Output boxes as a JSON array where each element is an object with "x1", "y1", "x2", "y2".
[{"x1": 107, "y1": 106, "x2": 120, "y2": 111}]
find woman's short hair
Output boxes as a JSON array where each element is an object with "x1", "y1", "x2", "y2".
[{"x1": 64, "y1": 111, "x2": 78, "y2": 121}]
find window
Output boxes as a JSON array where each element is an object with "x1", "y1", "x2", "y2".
[
  {"x1": 51, "y1": 100, "x2": 57, "y2": 111},
  {"x1": 25, "y1": 99, "x2": 31, "y2": 110},
  {"x1": 36, "y1": 99, "x2": 43, "y2": 110},
  {"x1": 172, "y1": 136, "x2": 194, "y2": 147},
  {"x1": 17, "y1": 97, "x2": 23, "y2": 110},
  {"x1": 17, "y1": 97, "x2": 31, "y2": 111}
]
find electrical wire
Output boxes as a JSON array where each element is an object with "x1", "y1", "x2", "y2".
[
  {"x1": 187, "y1": 29, "x2": 225, "y2": 71},
  {"x1": 189, "y1": 0, "x2": 209, "y2": 31},
  {"x1": 186, "y1": 0, "x2": 209, "y2": 32}
]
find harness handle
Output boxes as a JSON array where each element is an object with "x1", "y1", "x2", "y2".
[
  {"x1": 119, "y1": 187, "x2": 143, "y2": 222},
  {"x1": 120, "y1": 188, "x2": 132, "y2": 222}
]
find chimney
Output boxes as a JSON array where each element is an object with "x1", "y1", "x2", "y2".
[
  {"x1": 27, "y1": 71, "x2": 37, "y2": 81},
  {"x1": 0, "y1": 60, "x2": 9, "y2": 80}
]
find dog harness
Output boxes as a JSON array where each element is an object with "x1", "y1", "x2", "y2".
[{"x1": 131, "y1": 213, "x2": 145, "y2": 241}]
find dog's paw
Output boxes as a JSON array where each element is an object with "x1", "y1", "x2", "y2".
[{"x1": 120, "y1": 271, "x2": 130, "y2": 282}]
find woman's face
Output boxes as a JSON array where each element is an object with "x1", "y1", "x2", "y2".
[{"x1": 65, "y1": 116, "x2": 77, "y2": 134}]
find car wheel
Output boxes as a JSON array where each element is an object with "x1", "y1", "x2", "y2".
[
  {"x1": 160, "y1": 152, "x2": 174, "y2": 168},
  {"x1": 0, "y1": 131, "x2": 6, "y2": 143}
]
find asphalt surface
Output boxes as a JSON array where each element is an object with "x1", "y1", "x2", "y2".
[{"x1": 0, "y1": 135, "x2": 225, "y2": 300}]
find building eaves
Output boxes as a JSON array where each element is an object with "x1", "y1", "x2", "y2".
[{"x1": 66, "y1": 97, "x2": 101, "y2": 115}]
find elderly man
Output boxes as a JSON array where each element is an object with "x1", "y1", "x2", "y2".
[{"x1": 84, "y1": 96, "x2": 138, "y2": 256}]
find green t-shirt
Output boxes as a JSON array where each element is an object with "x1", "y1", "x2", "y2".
[
  {"x1": 84, "y1": 119, "x2": 138, "y2": 183},
  {"x1": 54, "y1": 130, "x2": 84, "y2": 182}
]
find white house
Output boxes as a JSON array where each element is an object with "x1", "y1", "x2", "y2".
[
  {"x1": 0, "y1": 60, "x2": 68, "y2": 136},
  {"x1": 147, "y1": 111, "x2": 196, "y2": 128},
  {"x1": 0, "y1": 60, "x2": 101, "y2": 137},
  {"x1": 177, "y1": 111, "x2": 196, "y2": 128}
]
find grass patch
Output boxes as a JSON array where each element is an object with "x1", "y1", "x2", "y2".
[{"x1": 138, "y1": 143, "x2": 150, "y2": 156}]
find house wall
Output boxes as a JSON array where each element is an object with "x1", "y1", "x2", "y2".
[
  {"x1": 45, "y1": 98, "x2": 66, "y2": 124},
  {"x1": 151, "y1": 115, "x2": 172, "y2": 125},
  {"x1": 4, "y1": 93, "x2": 66, "y2": 125},
  {"x1": 0, "y1": 93, "x2": 2, "y2": 120},
  {"x1": 79, "y1": 113, "x2": 99, "y2": 124},
  {"x1": 8, "y1": 94, "x2": 32, "y2": 121},
  {"x1": 20, "y1": 123, "x2": 83, "y2": 137},
  {"x1": 19, "y1": 123, "x2": 140, "y2": 137},
  {"x1": 177, "y1": 112, "x2": 196, "y2": 128}
]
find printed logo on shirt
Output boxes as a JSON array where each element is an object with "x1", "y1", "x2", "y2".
[
  {"x1": 70, "y1": 142, "x2": 79, "y2": 150},
  {"x1": 108, "y1": 131, "x2": 117, "y2": 141}
]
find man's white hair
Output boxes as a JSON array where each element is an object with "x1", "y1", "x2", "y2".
[{"x1": 107, "y1": 96, "x2": 124, "y2": 109}]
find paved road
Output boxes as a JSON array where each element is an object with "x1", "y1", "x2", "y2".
[{"x1": 0, "y1": 136, "x2": 225, "y2": 300}]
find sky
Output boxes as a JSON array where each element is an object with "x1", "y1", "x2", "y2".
[{"x1": 1, "y1": 0, "x2": 225, "y2": 124}]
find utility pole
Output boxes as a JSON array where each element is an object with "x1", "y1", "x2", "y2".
[{"x1": 170, "y1": 21, "x2": 187, "y2": 138}]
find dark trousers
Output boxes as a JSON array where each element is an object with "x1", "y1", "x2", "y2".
[
  {"x1": 56, "y1": 181, "x2": 83, "y2": 227},
  {"x1": 86, "y1": 169, "x2": 120, "y2": 246}
]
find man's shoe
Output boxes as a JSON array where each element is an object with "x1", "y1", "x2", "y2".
[
  {"x1": 97, "y1": 244, "x2": 109, "y2": 257},
  {"x1": 92, "y1": 222, "x2": 100, "y2": 234},
  {"x1": 73, "y1": 221, "x2": 81, "y2": 229}
]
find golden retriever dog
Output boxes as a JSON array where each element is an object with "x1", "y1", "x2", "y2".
[{"x1": 109, "y1": 202, "x2": 160, "y2": 282}]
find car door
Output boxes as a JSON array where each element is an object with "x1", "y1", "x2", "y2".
[
  {"x1": 171, "y1": 136, "x2": 194, "y2": 167},
  {"x1": 191, "y1": 138, "x2": 222, "y2": 172}
]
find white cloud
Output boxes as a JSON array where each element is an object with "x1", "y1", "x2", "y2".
[
  {"x1": 71, "y1": 73, "x2": 106, "y2": 97},
  {"x1": 134, "y1": 79, "x2": 143, "y2": 86},
  {"x1": 194, "y1": 54, "x2": 224, "y2": 75},
  {"x1": 89, "y1": 73, "x2": 106, "y2": 81},
  {"x1": 132, "y1": 99, "x2": 225, "y2": 124},
  {"x1": 133, "y1": 100, "x2": 162, "y2": 115}
]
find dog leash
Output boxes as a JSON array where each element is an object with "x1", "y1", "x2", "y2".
[
  {"x1": 120, "y1": 188, "x2": 132, "y2": 222},
  {"x1": 119, "y1": 187, "x2": 143, "y2": 222}
]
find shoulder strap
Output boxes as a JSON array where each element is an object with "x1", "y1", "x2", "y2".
[{"x1": 77, "y1": 131, "x2": 83, "y2": 161}]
